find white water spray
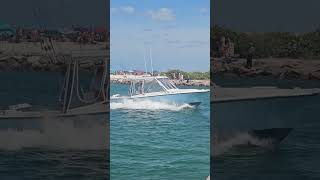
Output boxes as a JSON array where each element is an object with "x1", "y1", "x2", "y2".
[
  {"x1": 111, "y1": 99, "x2": 194, "y2": 111},
  {"x1": 212, "y1": 132, "x2": 274, "y2": 156},
  {"x1": 0, "y1": 117, "x2": 108, "y2": 150}
]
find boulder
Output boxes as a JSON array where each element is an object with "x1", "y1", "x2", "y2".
[
  {"x1": 283, "y1": 70, "x2": 301, "y2": 79},
  {"x1": 38, "y1": 57, "x2": 49, "y2": 64},
  {"x1": 27, "y1": 56, "x2": 41, "y2": 64},
  {"x1": 13, "y1": 55, "x2": 26, "y2": 63},
  {"x1": 0, "y1": 56, "x2": 10, "y2": 62},
  {"x1": 12, "y1": 55, "x2": 25, "y2": 62},
  {"x1": 31, "y1": 61, "x2": 42, "y2": 71},
  {"x1": 310, "y1": 71, "x2": 320, "y2": 80}
]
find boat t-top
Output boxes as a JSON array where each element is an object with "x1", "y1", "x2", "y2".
[{"x1": 111, "y1": 75, "x2": 209, "y2": 106}]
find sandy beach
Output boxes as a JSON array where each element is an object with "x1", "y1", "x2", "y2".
[{"x1": 212, "y1": 58, "x2": 320, "y2": 80}]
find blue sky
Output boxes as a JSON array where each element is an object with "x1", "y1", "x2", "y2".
[{"x1": 111, "y1": 0, "x2": 210, "y2": 72}]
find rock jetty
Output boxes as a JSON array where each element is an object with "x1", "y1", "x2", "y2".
[
  {"x1": 212, "y1": 58, "x2": 320, "y2": 80},
  {"x1": 0, "y1": 42, "x2": 108, "y2": 71},
  {"x1": 111, "y1": 75, "x2": 210, "y2": 87}
]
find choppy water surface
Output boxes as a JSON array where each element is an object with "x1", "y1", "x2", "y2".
[
  {"x1": 0, "y1": 72, "x2": 109, "y2": 180},
  {"x1": 212, "y1": 76, "x2": 320, "y2": 180},
  {"x1": 110, "y1": 83, "x2": 210, "y2": 180}
]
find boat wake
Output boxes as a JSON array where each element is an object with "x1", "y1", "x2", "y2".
[
  {"x1": 0, "y1": 117, "x2": 108, "y2": 151},
  {"x1": 111, "y1": 99, "x2": 195, "y2": 111},
  {"x1": 212, "y1": 132, "x2": 274, "y2": 156}
]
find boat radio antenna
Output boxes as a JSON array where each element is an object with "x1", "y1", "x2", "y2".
[{"x1": 149, "y1": 48, "x2": 154, "y2": 76}]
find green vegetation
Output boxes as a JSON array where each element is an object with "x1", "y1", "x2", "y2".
[
  {"x1": 161, "y1": 69, "x2": 210, "y2": 80},
  {"x1": 211, "y1": 25, "x2": 320, "y2": 59}
]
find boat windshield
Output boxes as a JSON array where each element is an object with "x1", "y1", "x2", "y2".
[
  {"x1": 128, "y1": 77, "x2": 177, "y2": 96},
  {"x1": 157, "y1": 77, "x2": 177, "y2": 90}
]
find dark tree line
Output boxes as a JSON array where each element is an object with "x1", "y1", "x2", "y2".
[
  {"x1": 211, "y1": 25, "x2": 320, "y2": 59},
  {"x1": 161, "y1": 69, "x2": 210, "y2": 80}
]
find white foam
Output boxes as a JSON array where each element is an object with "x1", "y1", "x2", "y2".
[
  {"x1": 212, "y1": 132, "x2": 273, "y2": 156},
  {"x1": 110, "y1": 99, "x2": 194, "y2": 111},
  {"x1": 0, "y1": 117, "x2": 108, "y2": 151}
]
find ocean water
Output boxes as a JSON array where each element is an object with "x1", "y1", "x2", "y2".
[
  {"x1": 212, "y1": 76, "x2": 320, "y2": 180},
  {"x1": 110, "y1": 83, "x2": 210, "y2": 180},
  {"x1": 0, "y1": 72, "x2": 109, "y2": 180}
]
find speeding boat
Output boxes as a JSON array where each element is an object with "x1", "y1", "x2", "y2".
[
  {"x1": 212, "y1": 85, "x2": 320, "y2": 103},
  {"x1": 111, "y1": 76, "x2": 209, "y2": 106},
  {"x1": 0, "y1": 50, "x2": 109, "y2": 120},
  {"x1": 211, "y1": 84, "x2": 320, "y2": 145}
]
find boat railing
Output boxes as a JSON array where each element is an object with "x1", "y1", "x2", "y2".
[
  {"x1": 155, "y1": 78, "x2": 169, "y2": 93},
  {"x1": 129, "y1": 81, "x2": 135, "y2": 96},
  {"x1": 126, "y1": 76, "x2": 179, "y2": 96},
  {"x1": 60, "y1": 53, "x2": 108, "y2": 113},
  {"x1": 156, "y1": 77, "x2": 178, "y2": 91}
]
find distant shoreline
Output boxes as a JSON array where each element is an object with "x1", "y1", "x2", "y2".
[
  {"x1": 212, "y1": 58, "x2": 320, "y2": 80},
  {"x1": 111, "y1": 75, "x2": 210, "y2": 87},
  {"x1": 0, "y1": 41, "x2": 108, "y2": 71}
]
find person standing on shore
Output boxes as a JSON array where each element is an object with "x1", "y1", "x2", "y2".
[{"x1": 246, "y1": 43, "x2": 255, "y2": 69}]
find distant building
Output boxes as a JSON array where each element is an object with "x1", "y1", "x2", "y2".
[
  {"x1": 133, "y1": 70, "x2": 144, "y2": 75},
  {"x1": 115, "y1": 70, "x2": 125, "y2": 75}
]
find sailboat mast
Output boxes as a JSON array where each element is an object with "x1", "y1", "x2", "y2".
[
  {"x1": 144, "y1": 48, "x2": 148, "y2": 75},
  {"x1": 149, "y1": 48, "x2": 154, "y2": 76}
]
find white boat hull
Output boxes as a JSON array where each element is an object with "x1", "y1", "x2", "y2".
[
  {"x1": 111, "y1": 89, "x2": 209, "y2": 105},
  {"x1": 212, "y1": 87, "x2": 320, "y2": 130},
  {"x1": 0, "y1": 101, "x2": 109, "y2": 120}
]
